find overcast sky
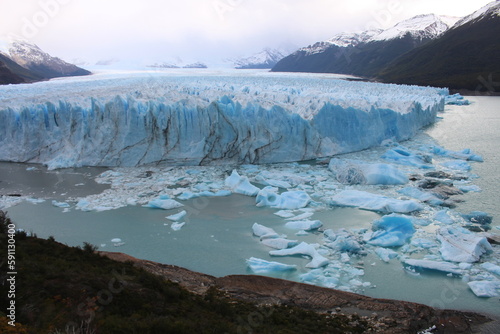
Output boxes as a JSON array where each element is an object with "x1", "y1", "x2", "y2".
[{"x1": 0, "y1": 0, "x2": 494, "y2": 66}]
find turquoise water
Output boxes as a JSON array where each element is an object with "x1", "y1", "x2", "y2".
[{"x1": 2, "y1": 96, "x2": 499, "y2": 316}]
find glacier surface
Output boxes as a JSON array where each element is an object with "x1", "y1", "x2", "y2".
[{"x1": 0, "y1": 72, "x2": 444, "y2": 169}]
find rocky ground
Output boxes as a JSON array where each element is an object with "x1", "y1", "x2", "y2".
[{"x1": 103, "y1": 251, "x2": 496, "y2": 333}]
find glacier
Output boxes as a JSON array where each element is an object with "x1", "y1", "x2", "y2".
[{"x1": 0, "y1": 71, "x2": 445, "y2": 169}]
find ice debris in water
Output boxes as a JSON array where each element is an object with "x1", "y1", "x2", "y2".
[
  {"x1": 166, "y1": 210, "x2": 187, "y2": 221},
  {"x1": 363, "y1": 214, "x2": 415, "y2": 247},
  {"x1": 52, "y1": 200, "x2": 70, "y2": 208},
  {"x1": 402, "y1": 259, "x2": 462, "y2": 275},
  {"x1": 171, "y1": 222, "x2": 186, "y2": 231},
  {"x1": 252, "y1": 223, "x2": 280, "y2": 240},
  {"x1": 445, "y1": 93, "x2": 470, "y2": 105},
  {"x1": 246, "y1": 257, "x2": 297, "y2": 274},
  {"x1": 224, "y1": 170, "x2": 260, "y2": 196},
  {"x1": 143, "y1": 197, "x2": 184, "y2": 210},
  {"x1": 437, "y1": 227, "x2": 493, "y2": 263},
  {"x1": 284, "y1": 220, "x2": 323, "y2": 231},
  {"x1": 328, "y1": 190, "x2": 423, "y2": 213},
  {"x1": 375, "y1": 247, "x2": 399, "y2": 262},
  {"x1": 431, "y1": 146, "x2": 483, "y2": 162},
  {"x1": 382, "y1": 146, "x2": 433, "y2": 169},
  {"x1": 256, "y1": 187, "x2": 311, "y2": 210},
  {"x1": 329, "y1": 159, "x2": 408, "y2": 185},
  {"x1": 270, "y1": 242, "x2": 329, "y2": 269},
  {"x1": 467, "y1": 281, "x2": 500, "y2": 298},
  {"x1": 261, "y1": 238, "x2": 299, "y2": 250}
]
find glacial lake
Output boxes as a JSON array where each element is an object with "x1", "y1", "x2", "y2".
[{"x1": 1, "y1": 95, "x2": 499, "y2": 316}]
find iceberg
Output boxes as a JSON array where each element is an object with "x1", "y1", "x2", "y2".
[
  {"x1": 329, "y1": 159, "x2": 408, "y2": 185},
  {"x1": 270, "y1": 242, "x2": 329, "y2": 268},
  {"x1": 441, "y1": 160, "x2": 471, "y2": 172},
  {"x1": 431, "y1": 146, "x2": 483, "y2": 162},
  {"x1": 166, "y1": 210, "x2": 187, "y2": 221},
  {"x1": 252, "y1": 223, "x2": 279, "y2": 240},
  {"x1": 261, "y1": 238, "x2": 299, "y2": 250},
  {"x1": 381, "y1": 146, "x2": 433, "y2": 169},
  {"x1": 364, "y1": 214, "x2": 415, "y2": 247},
  {"x1": 224, "y1": 170, "x2": 260, "y2": 196},
  {"x1": 284, "y1": 219, "x2": 323, "y2": 231},
  {"x1": 397, "y1": 187, "x2": 444, "y2": 206},
  {"x1": 328, "y1": 190, "x2": 423, "y2": 213},
  {"x1": 246, "y1": 257, "x2": 297, "y2": 273},
  {"x1": 0, "y1": 73, "x2": 443, "y2": 169},
  {"x1": 445, "y1": 93, "x2": 470, "y2": 106},
  {"x1": 437, "y1": 227, "x2": 493, "y2": 263},
  {"x1": 402, "y1": 259, "x2": 462, "y2": 275},
  {"x1": 143, "y1": 198, "x2": 184, "y2": 210},
  {"x1": 256, "y1": 187, "x2": 311, "y2": 210},
  {"x1": 375, "y1": 247, "x2": 399, "y2": 262},
  {"x1": 467, "y1": 281, "x2": 500, "y2": 298},
  {"x1": 480, "y1": 262, "x2": 500, "y2": 276}
]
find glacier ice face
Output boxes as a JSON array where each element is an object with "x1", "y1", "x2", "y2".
[{"x1": 0, "y1": 72, "x2": 444, "y2": 169}]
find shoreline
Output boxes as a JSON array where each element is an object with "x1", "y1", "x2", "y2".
[{"x1": 102, "y1": 251, "x2": 497, "y2": 333}]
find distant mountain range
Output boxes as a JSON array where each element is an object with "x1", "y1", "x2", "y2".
[
  {"x1": 232, "y1": 48, "x2": 288, "y2": 69},
  {"x1": 272, "y1": 14, "x2": 459, "y2": 77},
  {"x1": 273, "y1": 1, "x2": 500, "y2": 91},
  {"x1": 0, "y1": 39, "x2": 90, "y2": 85}
]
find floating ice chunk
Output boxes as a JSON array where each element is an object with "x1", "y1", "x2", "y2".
[
  {"x1": 329, "y1": 159, "x2": 408, "y2": 185},
  {"x1": 285, "y1": 219, "x2": 322, "y2": 231},
  {"x1": 52, "y1": 200, "x2": 70, "y2": 208},
  {"x1": 433, "y1": 210, "x2": 455, "y2": 225},
  {"x1": 329, "y1": 190, "x2": 423, "y2": 213},
  {"x1": 467, "y1": 281, "x2": 500, "y2": 297},
  {"x1": 441, "y1": 160, "x2": 471, "y2": 172},
  {"x1": 256, "y1": 187, "x2": 311, "y2": 210},
  {"x1": 270, "y1": 242, "x2": 329, "y2": 268},
  {"x1": 411, "y1": 238, "x2": 436, "y2": 249},
  {"x1": 224, "y1": 170, "x2": 260, "y2": 196},
  {"x1": 364, "y1": 214, "x2": 415, "y2": 247},
  {"x1": 261, "y1": 238, "x2": 299, "y2": 250},
  {"x1": 166, "y1": 210, "x2": 187, "y2": 221},
  {"x1": 397, "y1": 187, "x2": 444, "y2": 206},
  {"x1": 402, "y1": 259, "x2": 462, "y2": 275},
  {"x1": 431, "y1": 146, "x2": 482, "y2": 162},
  {"x1": 445, "y1": 93, "x2": 470, "y2": 106},
  {"x1": 326, "y1": 235, "x2": 363, "y2": 254},
  {"x1": 382, "y1": 146, "x2": 433, "y2": 169},
  {"x1": 252, "y1": 223, "x2": 279, "y2": 240},
  {"x1": 340, "y1": 253, "x2": 350, "y2": 263},
  {"x1": 25, "y1": 197, "x2": 45, "y2": 204},
  {"x1": 254, "y1": 175, "x2": 292, "y2": 189},
  {"x1": 480, "y1": 262, "x2": 500, "y2": 276},
  {"x1": 461, "y1": 211, "x2": 493, "y2": 226},
  {"x1": 437, "y1": 227, "x2": 493, "y2": 263},
  {"x1": 111, "y1": 238, "x2": 122, "y2": 243},
  {"x1": 296, "y1": 230, "x2": 309, "y2": 236},
  {"x1": 456, "y1": 185, "x2": 481, "y2": 193},
  {"x1": 171, "y1": 222, "x2": 186, "y2": 231},
  {"x1": 375, "y1": 247, "x2": 398, "y2": 262},
  {"x1": 246, "y1": 257, "x2": 297, "y2": 273},
  {"x1": 144, "y1": 198, "x2": 184, "y2": 210},
  {"x1": 300, "y1": 269, "x2": 340, "y2": 288},
  {"x1": 285, "y1": 211, "x2": 314, "y2": 221},
  {"x1": 274, "y1": 210, "x2": 296, "y2": 218}
]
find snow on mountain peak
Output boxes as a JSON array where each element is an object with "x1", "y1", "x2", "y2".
[
  {"x1": 370, "y1": 14, "x2": 458, "y2": 41},
  {"x1": 453, "y1": 0, "x2": 500, "y2": 28}
]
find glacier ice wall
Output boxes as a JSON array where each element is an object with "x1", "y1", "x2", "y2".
[{"x1": 0, "y1": 72, "x2": 445, "y2": 169}]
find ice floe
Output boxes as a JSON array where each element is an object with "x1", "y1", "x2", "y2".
[
  {"x1": 246, "y1": 257, "x2": 297, "y2": 273},
  {"x1": 328, "y1": 190, "x2": 423, "y2": 213}
]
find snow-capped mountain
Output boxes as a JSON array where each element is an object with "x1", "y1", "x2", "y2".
[
  {"x1": 0, "y1": 38, "x2": 90, "y2": 84},
  {"x1": 377, "y1": 1, "x2": 500, "y2": 90},
  {"x1": 233, "y1": 48, "x2": 288, "y2": 69},
  {"x1": 272, "y1": 14, "x2": 459, "y2": 76}
]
